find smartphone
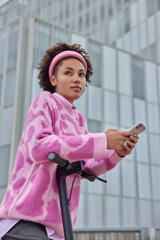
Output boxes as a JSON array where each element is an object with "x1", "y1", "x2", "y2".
[{"x1": 128, "y1": 122, "x2": 146, "y2": 135}]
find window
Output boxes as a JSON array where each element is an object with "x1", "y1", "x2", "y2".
[
  {"x1": 85, "y1": 14, "x2": 89, "y2": 28},
  {"x1": 71, "y1": 3, "x2": 75, "y2": 29},
  {"x1": 145, "y1": 61, "x2": 158, "y2": 102},
  {"x1": 139, "y1": 0, "x2": 147, "y2": 23},
  {"x1": 147, "y1": 103, "x2": 160, "y2": 133},
  {"x1": 31, "y1": 69, "x2": 41, "y2": 101},
  {"x1": 157, "y1": 0, "x2": 160, "y2": 9},
  {"x1": 88, "y1": 195, "x2": 103, "y2": 228},
  {"x1": 134, "y1": 98, "x2": 148, "y2": 163},
  {"x1": 149, "y1": 134, "x2": 160, "y2": 165},
  {"x1": 65, "y1": 8, "x2": 69, "y2": 18},
  {"x1": 137, "y1": 164, "x2": 151, "y2": 199},
  {"x1": 87, "y1": 120, "x2": 102, "y2": 133},
  {"x1": 0, "y1": 74, "x2": 2, "y2": 106},
  {"x1": 136, "y1": 132, "x2": 149, "y2": 162},
  {"x1": 7, "y1": 21, "x2": 19, "y2": 71},
  {"x1": 157, "y1": 12, "x2": 160, "y2": 40},
  {"x1": 106, "y1": 164, "x2": 121, "y2": 196},
  {"x1": 78, "y1": 17, "x2": 82, "y2": 31},
  {"x1": 3, "y1": 69, "x2": 16, "y2": 107},
  {"x1": 139, "y1": 200, "x2": 152, "y2": 226},
  {"x1": 119, "y1": 95, "x2": 133, "y2": 127},
  {"x1": 146, "y1": 0, "x2": 154, "y2": 17},
  {"x1": 78, "y1": 1, "x2": 82, "y2": 11},
  {"x1": 88, "y1": 176, "x2": 104, "y2": 193},
  {"x1": 86, "y1": 0, "x2": 89, "y2": 7},
  {"x1": 131, "y1": 27, "x2": 139, "y2": 53},
  {"x1": 33, "y1": 20, "x2": 51, "y2": 68},
  {"x1": 104, "y1": 90, "x2": 118, "y2": 124},
  {"x1": 103, "y1": 46, "x2": 117, "y2": 91},
  {"x1": 149, "y1": 43, "x2": 157, "y2": 62},
  {"x1": 0, "y1": 28, "x2": 6, "y2": 74},
  {"x1": 106, "y1": 196, "x2": 120, "y2": 227},
  {"x1": 140, "y1": 48, "x2": 147, "y2": 58},
  {"x1": 123, "y1": 199, "x2": 136, "y2": 226},
  {"x1": 88, "y1": 40, "x2": 101, "y2": 87},
  {"x1": 123, "y1": 32, "x2": 131, "y2": 52},
  {"x1": 88, "y1": 85, "x2": 102, "y2": 121},
  {"x1": 159, "y1": 66, "x2": 160, "y2": 102},
  {"x1": 139, "y1": 21, "x2": 147, "y2": 50},
  {"x1": 121, "y1": 161, "x2": 137, "y2": 197},
  {"x1": 117, "y1": 14, "x2": 123, "y2": 38},
  {"x1": 54, "y1": 26, "x2": 68, "y2": 44},
  {"x1": 153, "y1": 202, "x2": 160, "y2": 228},
  {"x1": 148, "y1": 16, "x2": 156, "y2": 45},
  {"x1": 124, "y1": 9, "x2": 130, "y2": 33},
  {"x1": 75, "y1": 90, "x2": 86, "y2": 117},
  {"x1": 71, "y1": 33, "x2": 86, "y2": 49},
  {"x1": 92, "y1": 3, "x2": 97, "y2": 27},
  {"x1": 134, "y1": 98, "x2": 147, "y2": 127},
  {"x1": 100, "y1": 4, "x2": 105, "y2": 22},
  {"x1": 74, "y1": 193, "x2": 84, "y2": 228},
  {"x1": 108, "y1": 0, "x2": 113, "y2": 19},
  {"x1": 0, "y1": 107, "x2": 13, "y2": 146},
  {"x1": 116, "y1": 0, "x2": 122, "y2": 13},
  {"x1": 158, "y1": 41, "x2": 160, "y2": 63},
  {"x1": 133, "y1": 57, "x2": 145, "y2": 99},
  {"x1": 124, "y1": 0, "x2": 130, "y2": 8},
  {"x1": 118, "y1": 51, "x2": 131, "y2": 95},
  {"x1": 109, "y1": 19, "x2": 117, "y2": 42},
  {"x1": 0, "y1": 145, "x2": 10, "y2": 188}
]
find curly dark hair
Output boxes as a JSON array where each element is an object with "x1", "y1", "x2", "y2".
[{"x1": 38, "y1": 42, "x2": 93, "y2": 93}]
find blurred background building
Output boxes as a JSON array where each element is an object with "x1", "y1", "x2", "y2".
[{"x1": 0, "y1": 0, "x2": 160, "y2": 239}]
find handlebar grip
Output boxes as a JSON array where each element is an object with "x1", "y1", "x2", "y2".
[{"x1": 48, "y1": 152, "x2": 69, "y2": 168}]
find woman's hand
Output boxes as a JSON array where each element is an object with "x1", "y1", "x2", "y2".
[{"x1": 105, "y1": 129, "x2": 139, "y2": 157}]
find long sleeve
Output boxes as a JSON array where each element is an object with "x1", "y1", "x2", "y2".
[
  {"x1": 81, "y1": 117, "x2": 123, "y2": 176},
  {"x1": 22, "y1": 92, "x2": 107, "y2": 164},
  {"x1": 83, "y1": 150, "x2": 123, "y2": 177}
]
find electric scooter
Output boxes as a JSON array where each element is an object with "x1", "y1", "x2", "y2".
[{"x1": 48, "y1": 152, "x2": 107, "y2": 240}]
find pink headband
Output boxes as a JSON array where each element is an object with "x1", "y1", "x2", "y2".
[{"x1": 49, "y1": 50, "x2": 87, "y2": 78}]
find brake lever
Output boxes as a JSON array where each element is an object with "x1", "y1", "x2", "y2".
[{"x1": 80, "y1": 170, "x2": 107, "y2": 183}]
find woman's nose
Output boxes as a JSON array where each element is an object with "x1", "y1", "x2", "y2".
[{"x1": 73, "y1": 74, "x2": 80, "y2": 83}]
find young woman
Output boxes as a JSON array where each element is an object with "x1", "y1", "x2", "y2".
[{"x1": 0, "y1": 42, "x2": 139, "y2": 240}]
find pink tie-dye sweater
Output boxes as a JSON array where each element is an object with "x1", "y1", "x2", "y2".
[{"x1": 0, "y1": 91, "x2": 122, "y2": 238}]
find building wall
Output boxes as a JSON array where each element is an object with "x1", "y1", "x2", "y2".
[
  {"x1": 0, "y1": 16, "x2": 160, "y2": 231},
  {"x1": 0, "y1": 0, "x2": 160, "y2": 63}
]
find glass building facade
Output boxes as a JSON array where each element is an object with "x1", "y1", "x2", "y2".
[
  {"x1": 0, "y1": 0, "x2": 160, "y2": 236},
  {"x1": 0, "y1": 0, "x2": 160, "y2": 63}
]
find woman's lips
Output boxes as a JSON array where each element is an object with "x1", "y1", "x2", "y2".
[{"x1": 71, "y1": 86, "x2": 81, "y2": 91}]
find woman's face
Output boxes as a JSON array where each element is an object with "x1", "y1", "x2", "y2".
[{"x1": 50, "y1": 58, "x2": 86, "y2": 104}]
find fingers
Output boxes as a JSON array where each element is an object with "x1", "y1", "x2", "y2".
[
  {"x1": 126, "y1": 140, "x2": 135, "y2": 150},
  {"x1": 122, "y1": 131, "x2": 139, "y2": 143},
  {"x1": 120, "y1": 131, "x2": 134, "y2": 137},
  {"x1": 123, "y1": 139, "x2": 136, "y2": 153},
  {"x1": 129, "y1": 135, "x2": 139, "y2": 143},
  {"x1": 118, "y1": 132, "x2": 139, "y2": 156},
  {"x1": 120, "y1": 131, "x2": 140, "y2": 139}
]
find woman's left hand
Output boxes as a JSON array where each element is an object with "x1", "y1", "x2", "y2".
[{"x1": 116, "y1": 134, "x2": 139, "y2": 157}]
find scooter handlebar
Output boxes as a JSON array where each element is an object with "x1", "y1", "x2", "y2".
[{"x1": 48, "y1": 152, "x2": 107, "y2": 183}]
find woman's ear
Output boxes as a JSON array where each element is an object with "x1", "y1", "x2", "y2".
[{"x1": 50, "y1": 75, "x2": 57, "y2": 87}]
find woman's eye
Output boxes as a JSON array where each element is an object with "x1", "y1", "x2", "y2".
[
  {"x1": 65, "y1": 72, "x2": 71, "y2": 75},
  {"x1": 80, "y1": 73, "x2": 85, "y2": 77}
]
